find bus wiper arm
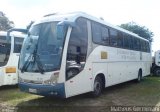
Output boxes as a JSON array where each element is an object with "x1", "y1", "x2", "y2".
[
  {"x1": 35, "y1": 54, "x2": 44, "y2": 74},
  {"x1": 21, "y1": 54, "x2": 32, "y2": 73}
]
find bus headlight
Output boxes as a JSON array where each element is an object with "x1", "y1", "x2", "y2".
[{"x1": 43, "y1": 72, "x2": 59, "y2": 85}]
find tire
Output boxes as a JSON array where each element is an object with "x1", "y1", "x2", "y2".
[
  {"x1": 91, "y1": 76, "x2": 103, "y2": 97},
  {"x1": 137, "y1": 70, "x2": 142, "y2": 82},
  {"x1": 154, "y1": 68, "x2": 160, "y2": 76}
]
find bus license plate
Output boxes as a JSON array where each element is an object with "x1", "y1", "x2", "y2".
[{"x1": 29, "y1": 88, "x2": 37, "y2": 93}]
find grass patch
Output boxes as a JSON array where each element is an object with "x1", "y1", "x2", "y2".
[
  {"x1": 0, "y1": 76, "x2": 160, "y2": 112},
  {"x1": 0, "y1": 85, "x2": 40, "y2": 105}
]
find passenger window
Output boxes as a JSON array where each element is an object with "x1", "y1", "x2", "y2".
[
  {"x1": 123, "y1": 34, "x2": 130, "y2": 49},
  {"x1": 0, "y1": 36, "x2": 11, "y2": 67},
  {"x1": 66, "y1": 18, "x2": 88, "y2": 80},
  {"x1": 117, "y1": 32, "x2": 123, "y2": 48},
  {"x1": 110, "y1": 29, "x2": 118, "y2": 47},
  {"x1": 14, "y1": 37, "x2": 24, "y2": 53},
  {"x1": 144, "y1": 41, "x2": 148, "y2": 52},
  {"x1": 130, "y1": 37, "x2": 134, "y2": 50},
  {"x1": 141, "y1": 40, "x2": 145, "y2": 52},
  {"x1": 146, "y1": 42, "x2": 150, "y2": 52},
  {"x1": 133, "y1": 38, "x2": 140, "y2": 50},
  {"x1": 92, "y1": 22, "x2": 101, "y2": 44},
  {"x1": 92, "y1": 22, "x2": 109, "y2": 46},
  {"x1": 101, "y1": 26, "x2": 109, "y2": 45}
]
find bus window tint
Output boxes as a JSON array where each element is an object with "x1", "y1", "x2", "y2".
[
  {"x1": 146, "y1": 42, "x2": 150, "y2": 52},
  {"x1": 133, "y1": 38, "x2": 140, "y2": 51},
  {"x1": 144, "y1": 41, "x2": 148, "y2": 52},
  {"x1": 141, "y1": 40, "x2": 145, "y2": 52},
  {"x1": 129, "y1": 36, "x2": 134, "y2": 50},
  {"x1": 66, "y1": 18, "x2": 88, "y2": 80},
  {"x1": 117, "y1": 32, "x2": 123, "y2": 47},
  {"x1": 109, "y1": 29, "x2": 118, "y2": 47},
  {"x1": 123, "y1": 34, "x2": 130, "y2": 49},
  {"x1": 101, "y1": 26, "x2": 109, "y2": 45},
  {"x1": 14, "y1": 37, "x2": 24, "y2": 53},
  {"x1": 92, "y1": 22, "x2": 101, "y2": 44},
  {"x1": 0, "y1": 36, "x2": 11, "y2": 66},
  {"x1": 92, "y1": 22, "x2": 109, "y2": 46}
]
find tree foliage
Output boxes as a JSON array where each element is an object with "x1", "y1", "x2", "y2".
[
  {"x1": 0, "y1": 11, "x2": 14, "y2": 31},
  {"x1": 119, "y1": 22, "x2": 153, "y2": 42}
]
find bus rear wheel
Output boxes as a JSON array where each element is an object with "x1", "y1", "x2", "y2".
[
  {"x1": 91, "y1": 76, "x2": 103, "y2": 97},
  {"x1": 154, "y1": 68, "x2": 160, "y2": 76}
]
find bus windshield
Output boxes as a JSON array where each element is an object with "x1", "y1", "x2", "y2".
[{"x1": 19, "y1": 22, "x2": 67, "y2": 73}]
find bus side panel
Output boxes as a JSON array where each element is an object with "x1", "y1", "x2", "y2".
[
  {"x1": 3, "y1": 53, "x2": 19, "y2": 85},
  {"x1": 65, "y1": 67, "x2": 92, "y2": 98},
  {"x1": 0, "y1": 68, "x2": 5, "y2": 86},
  {"x1": 107, "y1": 62, "x2": 128, "y2": 86}
]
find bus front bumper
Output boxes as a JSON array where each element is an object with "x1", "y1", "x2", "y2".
[{"x1": 18, "y1": 82, "x2": 66, "y2": 98}]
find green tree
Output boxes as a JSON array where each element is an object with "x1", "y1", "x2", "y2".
[
  {"x1": 0, "y1": 11, "x2": 14, "y2": 31},
  {"x1": 119, "y1": 22, "x2": 153, "y2": 42}
]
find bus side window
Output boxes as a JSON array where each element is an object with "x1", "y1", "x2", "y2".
[
  {"x1": 123, "y1": 34, "x2": 130, "y2": 49},
  {"x1": 92, "y1": 22, "x2": 109, "y2": 46},
  {"x1": 66, "y1": 18, "x2": 88, "y2": 80},
  {"x1": 146, "y1": 42, "x2": 150, "y2": 53},
  {"x1": 117, "y1": 32, "x2": 123, "y2": 48},
  {"x1": 92, "y1": 22, "x2": 102, "y2": 44},
  {"x1": 109, "y1": 29, "x2": 118, "y2": 47},
  {"x1": 0, "y1": 36, "x2": 11, "y2": 66},
  {"x1": 14, "y1": 37, "x2": 24, "y2": 53},
  {"x1": 133, "y1": 38, "x2": 140, "y2": 51},
  {"x1": 141, "y1": 40, "x2": 145, "y2": 52},
  {"x1": 101, "y1": 26, "x2": 109, "y2": 45},
  {"x1": 129, "y1": 36, "x2": 134, "y2": 50},
  {"x1": 144, "y1": 41, "x2": 148, "y2": 52}
]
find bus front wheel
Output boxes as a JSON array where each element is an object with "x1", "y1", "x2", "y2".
[{"x1": 91, "y1": 76, "x2": 103, "y2": 97}]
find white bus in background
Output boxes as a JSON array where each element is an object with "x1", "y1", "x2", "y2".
[
  {"x1": 151, "y1": 50, "x2": 160, "y2": 76},
  {"x1": 0, "y1": 31, "x2": 25, "y2": 86},
  {"x1": 18, "y1": 12, "x2": 152, "y2": 98}
]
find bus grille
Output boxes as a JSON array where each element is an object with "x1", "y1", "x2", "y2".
[{"x1": 23, "y1": 79, "x2": 43, "y2": 84}]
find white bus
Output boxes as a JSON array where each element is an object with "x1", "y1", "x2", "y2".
[
  {"x1": 0, "y1": 31, "x2": 25, "y2": 86},
  {"x1": 18, "y1": 12, "x2": 152, "y2": 98}
]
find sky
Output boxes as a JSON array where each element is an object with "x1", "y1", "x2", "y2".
[{"x1": 0, "y1": 0, "x2": 160, "y2": 52}]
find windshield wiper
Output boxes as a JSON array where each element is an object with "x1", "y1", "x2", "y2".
[
  {"x1": 21, "y1": 54, "x2": 33, "y2": 73},
  {"x1": 21, "y1": 44, "x2": 45, "y2": 74},
  {"x1": 35, "y1": 54, "x2": 44, "y2": 74}
]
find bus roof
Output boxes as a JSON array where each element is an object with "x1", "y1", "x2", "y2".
[
  {"x1": 0, "y1": 31, "x2": 26, "y2": 38},
  {"x1": 34, "y1": 12, "x2": 149, "y2": 42}
]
